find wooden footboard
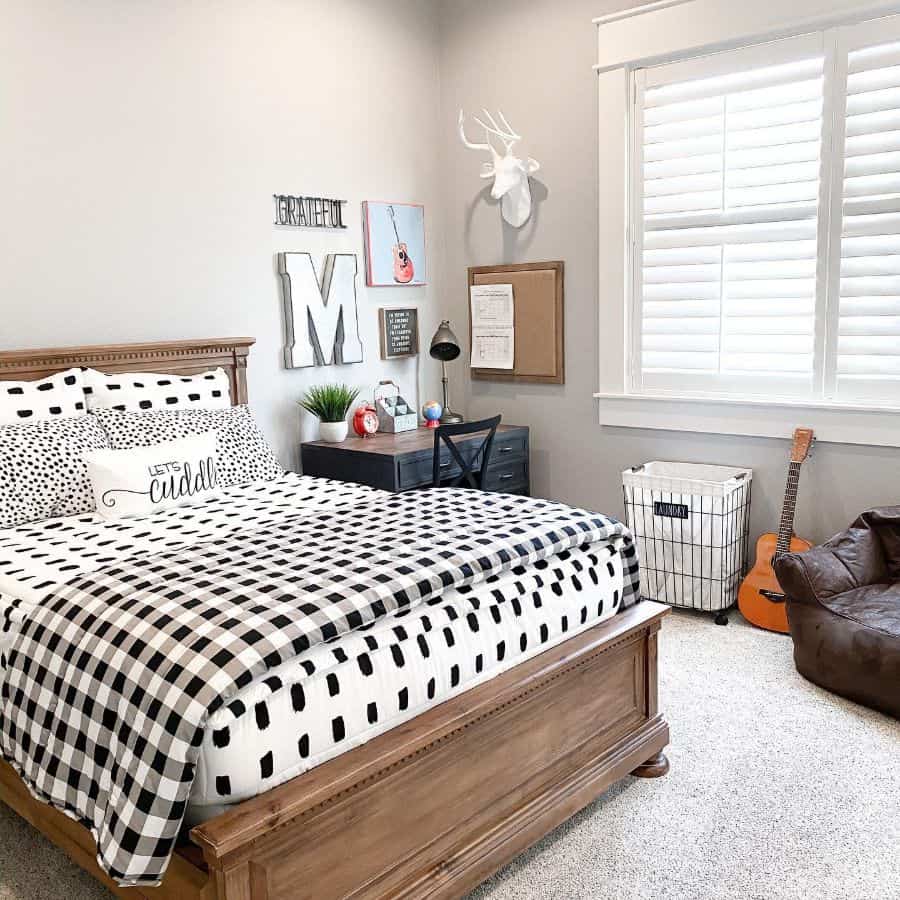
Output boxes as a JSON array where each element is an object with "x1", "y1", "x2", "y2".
[{"x1": 0, "y1": 601, "x2": 669, "y2": 900}]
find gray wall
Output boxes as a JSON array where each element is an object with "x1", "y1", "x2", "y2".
[
  {"x1": 437, "y1": 0, "x2": 899, "y2": 545},
  {"x1": 1, "y1": 0, "x2": 445, "y2": 470},
  {"x1": 2, "y1": 0, "x2": 896, "y2": 543}
]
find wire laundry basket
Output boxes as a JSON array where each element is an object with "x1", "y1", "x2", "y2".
[{"x1": 622, "y1": 462, "x2": 752, "y2": 624}]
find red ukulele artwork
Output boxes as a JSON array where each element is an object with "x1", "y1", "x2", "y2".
[{"x1": 388, "y1": 204, "x2": 415, "y2": 284}]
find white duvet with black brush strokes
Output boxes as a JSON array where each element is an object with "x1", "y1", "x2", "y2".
[
  {"x1": 1, "y1": 475, "x2": 626, "y2": 823},
  {"x1": 0, "y1": 475, "x2": 639, "y2": 888}
]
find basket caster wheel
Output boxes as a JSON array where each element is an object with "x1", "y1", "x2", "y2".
[{"x1": 715, "y1": 612, "x2": 729, "y2": 626}]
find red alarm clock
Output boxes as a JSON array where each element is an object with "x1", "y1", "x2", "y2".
[{"x1": 352, "y1": 403, "x2": 379, "y2": 438}]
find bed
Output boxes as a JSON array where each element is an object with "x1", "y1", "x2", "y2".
[{"x1": 0, "y1": 338, "x2": 669, "y2": 900}]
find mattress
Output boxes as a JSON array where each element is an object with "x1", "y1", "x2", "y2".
[
  {"x1": 0, "y1": 474, "x2": 628, "y2": 825},
  {"x1": 0, "y1": 592, "x2": 17, "y2": 665}
]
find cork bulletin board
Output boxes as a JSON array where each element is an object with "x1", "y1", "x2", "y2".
[{"x1": 468, "y1": 261, "x2": 564, "y2": 384}]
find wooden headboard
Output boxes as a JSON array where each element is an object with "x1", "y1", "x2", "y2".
[{"x1": 0, "y1": 338, "x2": 255, "y2": 405}]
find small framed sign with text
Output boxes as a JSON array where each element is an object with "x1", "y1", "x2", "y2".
[{"x1": 378, "y1": 308, "x2": 419, "y2": 360}]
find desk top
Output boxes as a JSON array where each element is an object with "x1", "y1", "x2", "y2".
[{"x1": 302, "y1": 424, "x2": 526, "y2": 457}]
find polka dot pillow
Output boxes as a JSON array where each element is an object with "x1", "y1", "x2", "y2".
[
  {"x1": 93, "y1": 405, "x2": 284, "y2": 488},
  {"x1": 0, "y1": 368, "x2": 87, "y2": 425},
  {"x1": 82, "y1": 367, "x2": 231, "y2": 413},
  {"x1": 0, "y1": 416, "x2": 110, "y2": 528}
]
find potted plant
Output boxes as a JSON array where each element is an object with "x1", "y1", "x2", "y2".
[{"x1": 299, "y1": 384, "x2": 359, "y2": 442}]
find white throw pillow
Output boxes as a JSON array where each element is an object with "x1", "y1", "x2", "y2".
[
  {"x1": 82, "y1": 367, "x2": 231, "y2": 412},
  {"x1": 0, "y1": 368, "x2": 86, "y2": 424},
  {"x1": 85, "y1": 433, "x2": 222, "y2": 520}
]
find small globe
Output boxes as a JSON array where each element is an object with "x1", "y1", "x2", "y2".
[{"x1": 422, "y1": 400, "x2": 443, "y2": 423}]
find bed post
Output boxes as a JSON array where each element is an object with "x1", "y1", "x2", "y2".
[
  {"x1": 211, "y1": 861, "x2": 266, "y2": 900},
  {"x1": 630, "y1": 619, "x2": 670, "y2": 778},
  {"x1": 232, "y1": 343, "x2": 250, "y2": 405}
]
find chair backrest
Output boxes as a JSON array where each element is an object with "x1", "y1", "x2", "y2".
[{"x1": 432, "y1": 415, "x2": 502, "y2": 489}]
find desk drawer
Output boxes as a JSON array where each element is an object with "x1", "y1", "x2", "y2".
[
  {"x1": 398, "y1": 445, "x2": 480, "y2": 490},
  {"x1": 482, "y1": 456, "x2": 528, "y2": 493},
  {"x1": 492, "y1": 430, "x2": 528, "y2": 461}
]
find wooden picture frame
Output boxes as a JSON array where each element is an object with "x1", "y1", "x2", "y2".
[
  {"x1": 468, "y1": 261, "x2": 564, "y2": 384},
  {"x1": 378, "y1": 307, "x2": 419, "y2": 360}
]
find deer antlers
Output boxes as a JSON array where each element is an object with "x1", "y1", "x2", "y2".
[
  {"x1": 458, "y1": 108, "x2": 521, "y2": 153},
  {"x1": 458, "y1": 106, "x2": 540, "y2": 227}
]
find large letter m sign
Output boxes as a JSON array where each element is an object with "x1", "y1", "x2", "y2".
[{"x1": 278, "y1": 252, "x2": 364, "y2": 368}]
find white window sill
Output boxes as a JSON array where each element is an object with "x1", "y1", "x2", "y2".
[{"x1": 594, "y1": 392, "x2": 900, "y2": 447}]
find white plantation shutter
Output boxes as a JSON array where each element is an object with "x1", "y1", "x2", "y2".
[
  {"x1": 633, "y1": 37, "x2": 828, "y2": 397},
  {"x1": 832, "y1": 19, "x2": 900, "y2": 403},
  {"x1": 625, "y1": 14, "x2": 900, "y2": 408}
]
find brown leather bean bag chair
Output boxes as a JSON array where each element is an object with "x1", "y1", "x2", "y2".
[{"x1": 774, "y1": 507, "x2": 900, "y2": 719}]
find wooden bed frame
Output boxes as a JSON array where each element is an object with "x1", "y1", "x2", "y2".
[{"x1": 0, "y1": 338, "x2": 670, "y2": 900}]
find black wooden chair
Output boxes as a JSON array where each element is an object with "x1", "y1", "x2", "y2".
[{"x1": 431, "y1": 415, "x2": 501, "y2": 489}]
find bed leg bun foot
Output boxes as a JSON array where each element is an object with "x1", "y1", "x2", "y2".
[{"x1": 631, "y1": 751, "x2": 670, "y2": 778}]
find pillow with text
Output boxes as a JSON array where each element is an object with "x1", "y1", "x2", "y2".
[{"x1": 85, "y1": 433, "x2": 221, "y2": 520}]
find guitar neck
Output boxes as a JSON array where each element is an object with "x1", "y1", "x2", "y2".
[
  {"x1": 388, "y1": 206, "x2": 401, "y2": 244},
  {"x1": 775, "y1": 460, "x2": 802, "y2": 555}
]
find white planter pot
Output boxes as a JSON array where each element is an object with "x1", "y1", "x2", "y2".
[{"x1": 319, "y1": 420, "x2": 348, "y2": 443}]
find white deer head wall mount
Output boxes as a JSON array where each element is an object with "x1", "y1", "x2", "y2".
[{"x1": 458, "y1": 108, "x2": 540, "y2": 228}]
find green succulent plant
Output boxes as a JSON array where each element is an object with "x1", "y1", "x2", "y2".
[{"x1": 298, "y1": 384, "x2": 360, "y2": 423}]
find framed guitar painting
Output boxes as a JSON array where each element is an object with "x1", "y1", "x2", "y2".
[{"x1": 363, "y1": 201, "x2": 426, "y2": 287}]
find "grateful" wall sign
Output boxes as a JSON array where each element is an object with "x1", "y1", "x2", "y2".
[{"x1": 273, "y1": 194, "x2": 347, "y2": 229}]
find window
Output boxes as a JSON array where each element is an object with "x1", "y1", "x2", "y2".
[
  {"x1": 832, "y1": 19, "x2": 900, "y2": 402},
  {"x1": 628, "y1": 16, "x2": 900, "y2": 407}
]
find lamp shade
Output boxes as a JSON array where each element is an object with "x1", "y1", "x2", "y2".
[{"x1": 429, "y1": 320, "x2": 461, "y2": 362}]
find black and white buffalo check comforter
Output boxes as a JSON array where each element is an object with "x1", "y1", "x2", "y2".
[{"x1": 0, "y1": 487, "x2": 638, "y2": 886}]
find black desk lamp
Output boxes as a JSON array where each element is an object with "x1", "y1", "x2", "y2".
[{"x1": 429, "y1": 320, "x2": 464, "y2": 424}]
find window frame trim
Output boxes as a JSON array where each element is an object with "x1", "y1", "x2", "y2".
[
  {"x1": 592, "y1": 388, "x2": 900, "y2": 446},
  {"x1": 597, "y1": 0, "x2": 900, "y2": 445}
]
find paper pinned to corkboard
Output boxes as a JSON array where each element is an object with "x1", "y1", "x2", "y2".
[{"x1": 470, "y1": 283, "x2": 514, "y2": 369}]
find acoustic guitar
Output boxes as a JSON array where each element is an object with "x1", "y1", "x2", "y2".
[
  {"x1": 737, "y1": 427, "x2": 815, "y2": 634},
  {"x1": 388, "y1": 204, "x2": 414, "y2": 284}
]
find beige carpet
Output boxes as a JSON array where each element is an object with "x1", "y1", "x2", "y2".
[{"x1": 1, "y1": 609, "x2": 898, "y2": 900}]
